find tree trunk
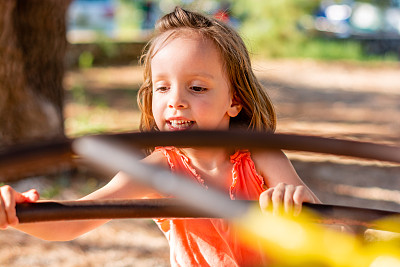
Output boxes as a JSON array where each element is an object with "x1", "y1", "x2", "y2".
[{"x1": 0, "y1": 0, "x2": 71, "y2": 146}]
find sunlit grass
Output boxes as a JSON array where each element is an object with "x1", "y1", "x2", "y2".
[
  {"x1": 294, "y1": 38, "x2": 398, "y2": 62},
  {"x1": 64, "y1": 103, "x2": 140, "y2": 137},
  {"x1": 64, "y1": 64, "x2": 142, "y2": 137},
  {"x1": 250, "y1": 37, "x2": 399, "y2": 62}
]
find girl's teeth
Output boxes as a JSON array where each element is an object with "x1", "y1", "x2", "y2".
[{"x1": 169, "y1": 120, "x2": 193, "y2": 128}]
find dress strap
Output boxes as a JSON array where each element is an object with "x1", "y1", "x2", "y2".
[{"x1": 230, "y1": 150, "x2": 265, "y2": 200}]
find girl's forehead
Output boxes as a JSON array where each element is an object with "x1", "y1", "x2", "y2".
[
  {"x1": 151, "y1": 34, "x2": 223, "y2": 70},
  {"x1": 151, "y1": 29, "x2": 219, "y2": 58},
  {"x1": 149, "y1": 29, "x2": 229, "y2": 85}
]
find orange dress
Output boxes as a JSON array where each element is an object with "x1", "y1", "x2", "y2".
[{"x1": 153, "y1": 147, "x2": 269, "y2": 267}]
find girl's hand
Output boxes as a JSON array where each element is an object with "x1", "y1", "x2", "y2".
[
  {"x1": 259, "y1": 183, "x2": 315, "y2": 216},
  {"x1": 0, "y1": 186, "x2": 39, "y2": 229}
]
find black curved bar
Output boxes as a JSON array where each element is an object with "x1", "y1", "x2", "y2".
[
  {"x1": 16, "y1": 198, "x2": 209, "y2": 223},
  {"x1": 2, "y1": 131, "x2": 400, "y2": 227},
  {"x1": 101, "y1": 131, "x2": 400, "y2": 163},
  {"x1": 16, "y1": 199, "x2": 400, "y2": 232},
  {"x1": 1, "y1": 131, "x2": 399, "y2": 175}
]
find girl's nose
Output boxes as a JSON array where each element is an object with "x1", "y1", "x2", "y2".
[{"x1": 168, "y1": 87, "x2": 188, "y2": 109}]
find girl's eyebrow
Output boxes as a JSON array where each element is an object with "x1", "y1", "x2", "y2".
[
  {"x1": 152, "y1": 72, "x2": 215, "y2": 80},
  {"x1": 192, "y1": 73, "x2": 215, "y2": 79}
]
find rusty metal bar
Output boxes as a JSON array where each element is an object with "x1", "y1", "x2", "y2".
[
  {"x1": 1, "y1": 131, "x2": 400, "y2": 178},
  {"x1": 103, "y1": 131, "x2": 400, "y2": 163},
  {"x1": 16, "y1": 199, "x2": 400, "y2": 232},
  {"x1": 16, "y1": 198, "x2": 208, "y2": 223}
]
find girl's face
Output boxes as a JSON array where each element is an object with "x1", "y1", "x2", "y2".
[{"x1": 151, "y1": 35, "x2": 241, "y2": 131}]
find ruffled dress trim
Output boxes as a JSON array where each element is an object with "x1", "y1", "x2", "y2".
[
  {"x1": 155, "y1": 147, "x2": 265, "y2": 200},
  {"x1": 155, "y1": 146, "x2": 208, "y2": 189},
  {"x1": 230, "y1": 150, "x2": 265, "y2": 200}
]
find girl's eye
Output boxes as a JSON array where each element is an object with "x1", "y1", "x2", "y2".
[
  {"x1": 190, "y1": 86, "x2": 207, "y2": 92},
  {"x1": 156, "y1": 86, "x2": 169, "y2": 92}
]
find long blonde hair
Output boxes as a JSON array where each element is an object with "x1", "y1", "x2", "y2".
[{"x1": 138, "y1": 7, "x2": 276, "y2": 133}]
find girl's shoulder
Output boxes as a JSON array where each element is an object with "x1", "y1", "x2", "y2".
[
  {"x1": 251, "y1": 149, "x2": 290, "y2": 167},
  {"x1": 231, "y1": 149, "x2": 288, "y2": 171},
  {"x1": 141, "y1": 148, "x2": 170, "y2": 169}
]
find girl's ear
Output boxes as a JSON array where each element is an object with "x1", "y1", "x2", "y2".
[{"x1": 227, "y1": 94, "x2": 242, "y2": 118}]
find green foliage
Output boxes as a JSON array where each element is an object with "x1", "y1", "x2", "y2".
[
  {"x1": 300, "y1": 38, "x2": 365, "y2": 60},
  {"x1": 79, "y1": 51, "x2": 94, "y2": 69},
  {"x1": 231, "y1": 0, "x2": 397, "y2": 61},
  {"x1": 232, "y1": 0, "x2": 319, "y2": 58},
  {"x1": 97, "y1": 38, "x2": 118, "y2": 59},
  {"x1": 40, "y1": 176, "x2": 70, "y2": 199},
  {"x1": 294, "y1": 38, "x2": 398, "y2": 61},
  {"x1": 39, "y1": 175, "x2": 103, "y2": 199},
  {"x1": 40, "y1": 184, "x2": 61, "y2": 199},
  {"x1": 78, "y1": 177, "x2": 102, "y2": 196},
  {"x1": 65, "y1": 106, "x2": 111, "y2": 136},
  {"x1": 71, "y1": 83, "x2": 87, "y2": 104},
  {"x1": 115, "y1": 0, "x2": 143, "y2": 33}
]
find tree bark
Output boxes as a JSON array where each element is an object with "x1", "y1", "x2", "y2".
[{"x1": 0, "y1": 0, "x2": 71, "y2": 146}]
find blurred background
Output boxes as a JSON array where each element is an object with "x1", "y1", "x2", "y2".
[
  {"x1": 0, "y1": 0, "x2": 399, "y2": 266},
  {"x1": 62, "y1": 0, "x2": 400, "y2": 136},
  {"x1": 66, "y1": 0, "x2": 400, "y2": 59}
]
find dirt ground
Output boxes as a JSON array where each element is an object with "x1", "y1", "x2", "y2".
[{"x1": 1, "y1": 59, "x2": 400, "y2": 266}]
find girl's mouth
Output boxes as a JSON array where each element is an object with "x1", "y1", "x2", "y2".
[{"x1": 167, "y1": 120, "x2": 195, "y2": 131}]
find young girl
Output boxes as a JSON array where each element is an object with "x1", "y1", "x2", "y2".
[{"x1": 0, "y1": 7, "x2": 319, "y2": 266}]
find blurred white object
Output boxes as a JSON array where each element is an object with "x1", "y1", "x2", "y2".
[
  {"x1": 350, "y1": 3, "x2": 381, "y2": 31},
  {"x1": 326, "y1": 4, "x2": 352, "y2": 21}
]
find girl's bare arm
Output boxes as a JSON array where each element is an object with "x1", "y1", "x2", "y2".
[{"x1": 5, "y1": 151, "x2": 167, "y2": 241}]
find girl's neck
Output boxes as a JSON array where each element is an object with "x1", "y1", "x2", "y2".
[
  {"x1": 177, "y1": 147, "x2": 235, "y2": 189},
  {"x1": 179, "y1": 147, "x2": 231, "y2": 172}
]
